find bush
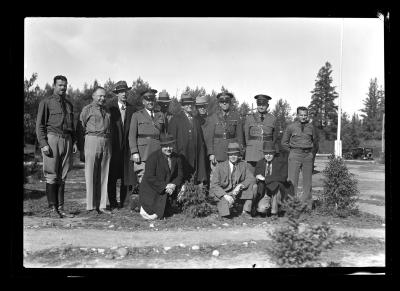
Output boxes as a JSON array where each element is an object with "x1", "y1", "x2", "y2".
[
  {"x1": 269, "y1": 196, "x2": 336, "y2": 267},
  {"x1": 320, "y1": 154, "x2": 359, "y2": 217},
  {"x1": 178, "y1": 176, "x2": 216, "y2": 218}
]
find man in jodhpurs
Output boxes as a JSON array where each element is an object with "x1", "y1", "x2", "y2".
[
  {"x1": 36, "y1": 75, "x2": 77, "y2": 218},
  {"x1": 281, "y1": 106, "x2": 318, "y2": 210}
]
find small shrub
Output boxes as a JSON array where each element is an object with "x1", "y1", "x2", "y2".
[
  {"x1": 320, "y1": 154, "x2": 359, "y2": 217},
  {"x1": 178, "y1": 176, "x2": 216, "y2": 218}
]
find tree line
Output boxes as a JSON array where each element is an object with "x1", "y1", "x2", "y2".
[{"x1": 24, "y1": 61, "x2": 384, "y2": 153}]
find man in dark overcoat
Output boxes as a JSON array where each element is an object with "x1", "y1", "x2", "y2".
[
  {"x1": 138, "y1": 133, "x2": 183, "y2": 220},
  {"x1": 106, "y1": 81, "x2": 137, "y2": 211},
  {"x1": 168, "y1": 93, "x2": 208, "y2": 185}
]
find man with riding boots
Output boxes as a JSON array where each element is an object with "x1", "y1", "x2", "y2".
[
  {"x1": 36, "y1": 75, "x2": 77, "y2": 218},
  {"x1": 80, "y1": 87, "x2": 112, "y2": 214},
  {"x1": 208, "y1": 92, "x2": 244, "y2": 167},
  {"x1": 157, "y1": 89, "x2": 173, "y2": 133},
  {"x1": 106, "y1": 80, "x2": 137, "y2": 212},
  {"x1": 129, "y1": 88, "x2": 164, "y2": 183},
  {"x1": 244, "y1": 94, "x2": 278, "y2": 174}
]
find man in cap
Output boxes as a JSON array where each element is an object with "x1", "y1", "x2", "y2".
[
  {"x1": 80, "y1": 87, "x2": 112, "y2": 214},
  {"x1": 36, "y1": 75, "x2": 77, "y2": 218},
  {"x1": 244, "y1": 94, "x2": 278, "y2": 174},
  {"x1": 252, "y1": 141, "x2": 294, "y2": 217},
  {"x1": 168, "y1": 93, "x2": 208, "y2": 184},
  {"x1": 209, "y1": 142, "x2": 256, "y2": 218},
  {"x1": 129, "y1": 88, "x2": 164, "y2": 183},
  {"x1": 138, "y1": 133, "x2": 183, "y2": 220},
  {"x1": 157, "y1": 89, "x2": 173, "y2": 133},
  {"x1": 106, "y1": 80, "x2": 137, "y2": 212},
  {"x1": 281, "y1": 106, "x2": 319, "y2": 210},
  {"x1": 208, "y1": 92, "x2": 244, "y2": 166}
]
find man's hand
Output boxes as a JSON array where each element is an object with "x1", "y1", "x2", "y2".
[
  {"x1": 223, "y1": 194, "x2": 234, "y2": 206},
  {"x1": 72, "y1": 144, "x2": 78, "y2": 154},
  {"x1": 209, "y1": 154, "x2": 217, "y2": 165},
  {"x1": 41, "y1": 145, "x2": 52, "y2": 157},
  {"x1": 256, "y1": 174, "x2": 265, "y2": 181},
  {"x1": 131, "y1": 153, "x2": 141, "y2": 163},
  {"x1": 165, "y1": 183, "x2": 176, "y2": 195},
  {"x1": 232, "y1": 184, "x2": 243, "y2": 196}
]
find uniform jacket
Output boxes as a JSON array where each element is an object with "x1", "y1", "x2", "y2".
[
  {"x1": 79, "y1": 102, "x2": 112, "y2": 136},
  {"x1": 210, "y1": 160, "x2": 256, "y2": 199},
  {"x1": 244, "y1": 112, "x2": 277, "y2": 162},
  {"x1": 208, "y1": 110, "x2": 244, "y2": 162},
  {"x1": 281, "y1": 120, "x2": 319, "y2": 154},
  {"x1": 139, "y1": 150, "x2": 183, "y2": 218},
  {"x1": 106, "y1": 98, "x2": 137, "y2": 185},
  {"x1": 129, "y1": 108, "x2": 164, "y2": 162},
  {"x1": 168, "y1": 110, "x2": 208, "y2": 183}
]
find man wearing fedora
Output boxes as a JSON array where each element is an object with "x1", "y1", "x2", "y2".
[
  {"x1": 129, "y1": 88, "x2": 164, "y2": 183},
  {"x1": 138, "y1": 133, "x2": 183, "y2": 220},
  {"x1": 36, "y1": 75, "x2": 77, "y2": 218},
  {"x1": 244, "y1": 94, "x2": 278, "y2": 174},
  {"x1": 209, "y1": 142, "x2": 256, "y2": 218},
  {"x1": 157, "y1": 89, "x2": 173, "y2": 133},
  {"x1": 208, "y1": 92, "x2": 244, "y2": 165},
  {"x1": 168, "y1": 93, "x2": 208, "y2": 185},
  {"x1": 106, "y1": 80, "x2": 137, "y2": 212},
  {"x1": 252, "y1": 141, "x2": 294, "y2": 216},
  {"x1": 281, "y1": 106, "x2": 319, "y2": 210}
]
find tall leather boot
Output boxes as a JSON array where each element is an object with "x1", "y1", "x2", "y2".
[
  {"x1": 46, "y1": 183, "x2": 62, "y2": 218},
  {"x1": 57, "y1": 183, "x2": 74, "y2": 218}
]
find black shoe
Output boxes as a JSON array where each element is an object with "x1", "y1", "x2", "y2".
[
  {"x1": 58, "y1": 207, "x2": 75, "y2": 218},
  {"x1": 97, "y1": 208, "x2": 112, "y2": 215},
  {"x1": 49, "y1": 206, "x2": 63, "y2": 218}
]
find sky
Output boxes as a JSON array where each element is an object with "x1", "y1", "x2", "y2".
[{"x1": 24, "y1": 17, "x2": 385, "y2": 117}]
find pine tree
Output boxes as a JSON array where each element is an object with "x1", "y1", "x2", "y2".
[
  {"x1": 272, "y1": 99, "x2": 293, "y2": 136},
  {"x1": 360, "y1": 78, "x2": 383, "y2": 139},
  {"x1": 308, "y1": 62, "x2": 339, "y2": 140},
  {"x1": 128, "y1": 77, "x2": 152, "y2": 109}
]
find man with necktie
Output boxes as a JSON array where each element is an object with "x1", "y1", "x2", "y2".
[{"x1": 157, "y1": 90, "x2": 172, "y2": 133}]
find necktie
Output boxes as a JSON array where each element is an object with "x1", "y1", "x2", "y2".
[
  {"x1": 265, "y1": 162, "x2": 271, "y2": 176},
  {"x1": 151, "y1": 111, "x2": 154, "y2": 120},
  {"x1": 167, "y1": 157, "x2": 172, "y2": 170},
  {"x1": 301, "y1": 123, "x2": 305, "y2": 132},
  {"x1": 231, "y1": 164, "x2": 236, "y2": 184},
  {"x1": 121, "y1": 104, "x2": 126, "y2": 125},
  {"x1": 260, "y1": 114, "x2": 264, "y2": 122}
]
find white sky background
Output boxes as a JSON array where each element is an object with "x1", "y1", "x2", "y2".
[{"x1": 24, "y1": 17, "x2": 384, "y2": 117}]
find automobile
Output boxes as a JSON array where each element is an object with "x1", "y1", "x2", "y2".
[{"x1": 343, "y1": 147, "x2": 374, "y2": 160}]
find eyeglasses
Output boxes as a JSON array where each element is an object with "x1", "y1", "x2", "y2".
[{"x1": 257, "y1": 102, "x2": 268, "y2": 106}]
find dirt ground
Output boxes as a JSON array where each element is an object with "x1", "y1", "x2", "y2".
[{"x1": 22, "y1": 155, "x2": 386, "y2": 269}]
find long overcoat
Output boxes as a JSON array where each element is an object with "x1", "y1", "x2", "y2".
[
  {"x1": 106, "y1": 99, "x2": 137, "y2": 186},
  {"x1": 168, "y1": 110, "x2": 208, "y2": 183},
  {"x1": 139, "y1": 150, "x2": 183, "y2": 218}
]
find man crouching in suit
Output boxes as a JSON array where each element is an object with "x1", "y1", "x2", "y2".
[
  {"x1": 209, "y1": 142, "x2": 256, "y2": 219},
  {"x1": 138, "y1": 133, "x2": 183, "y2": 220},
  {"x1": 252, "y1": 141, "x2": 294, "y2": 217}
]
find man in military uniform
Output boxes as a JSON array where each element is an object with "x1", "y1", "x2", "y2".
[
  {"x1": 281, "y1": 106, "x2": 319, "y2": 210},
  {"x1": 208, "y1": 92, "x2": 244, "y2": 167},
  {"x1": 157, "y1": 89, "x2": 172, "y2": 133},
  {"x1": 244, "y1": 94, "x2": 277, "y2": 174},
  {"x1": 129, "y1": 89, "x2": 164, "y2": 183}
]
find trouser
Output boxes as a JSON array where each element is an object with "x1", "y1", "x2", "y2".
[
  {"x1": 107, "y1": 174, "x2": 128, "y2": 208},
  {"x1": 134, "y1": 162, "x2": 146, "y2": 183},
  {"x1": 42, "y1": 133, "x2": 73, "y2": 185},
  {"x1": 288, "y1": 150, "x2": 313, "y2": 207},
  {"x1": 212, "y1": 186, "x2": 256, "y2": 217},
  {"x1": 257, "y1": 188, "x2": 282, "y2": 214},
  {"x1": 84, "y1": 135, "x2": 111, "y2": 210}
]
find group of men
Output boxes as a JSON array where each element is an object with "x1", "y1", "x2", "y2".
[{"x1": 35, "y1": 75, "x2": 319, "y2": 220}]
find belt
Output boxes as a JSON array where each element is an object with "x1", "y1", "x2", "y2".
[
  {"x1": 214, "y1": 133, "x2": 235, "y2": 139},
  {"x1": 138, "y1": 134, "x2": 160, "y2": 140},
  {"x1": 86, "y1": 133, "x2": 110, "y2": 138},
  {"x1": 291, "y1": 147, "x2": 312, "y2": 153},
  {"x1": 48, "y1": 132, "x2": 71, "y2": 138},
  {"x1": 248, "y1": 135, "x2": 273, "y2": 141}
]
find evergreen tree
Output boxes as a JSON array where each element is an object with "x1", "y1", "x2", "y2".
[
  {"x1": 341, "y1": 112, "x2": 360, "y2": 152},
  {"x1": 128, "y1": 77, "x2": 151, "y2": 109},
  {"x1": 360, "y1": 78, "x2": 383, "y2": 139},
  {"x1": 308, "y1": 62, "x2": 339, "y2": 140},
  {"x1": 272, "y1": 99, "x2": 293, "y2": 136}
]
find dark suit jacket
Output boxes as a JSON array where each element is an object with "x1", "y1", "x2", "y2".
[
  {"x1": 139, "y1": 150, "x2": 183, "y2": 218},
  {"x1": 106, "y1": 98, "x2": 137, "y2": 186}
]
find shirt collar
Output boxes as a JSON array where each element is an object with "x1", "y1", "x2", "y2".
[{"x1": 118, "y1": 101, "x2": 126, "y2": 110}]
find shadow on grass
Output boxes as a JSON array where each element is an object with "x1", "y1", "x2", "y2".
[{"x1": 24, "y1": 189, "x2": 46, "y2": 200}]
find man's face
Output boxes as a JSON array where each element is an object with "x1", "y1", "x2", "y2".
[
  {"x1": 182, "y1": 104, "x2": 193, "y2": 114},
  {"x1": 53, "y1": 80, "x2": 67, "y2": 97},
  {"x1": 117, "y1": 90, "x2": 127, "y2": 103},
  {"x1": 228, "y1": 153, "x2": 239, "y2": 164},
  {"x1": 219, "y1": 99, "x2": 231, "y2": 111},
  {"x1": 196, "y1": 105, "x2": 207, "y2": 116},
  {"x1": 257, "y1": 101, "x2": 269, "y2": 114},
  {"x1": 161, "y1": 144, "x2": 174, "y2": 156},
  {"x1": 143, "y1": 97, "x2": 155, "y2": 111},
  {"x1": 159, "y1": 102, "x2": 170, "y2": 113},
  {"x1": 93, "y1": 89, "x2": 106, "y2": 106},
  {"x1": 264, "y1": 153, "x2": 274, "y2": 162},
  {"x1": 297, "y1": 110, "x2": 308, "y2": 123}
]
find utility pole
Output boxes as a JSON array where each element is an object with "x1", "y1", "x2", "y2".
[
  {"x1": 335, "y1": 19, "x2": 344, "y2": 158},
  {"x1": 382, "y1": 113, "x2": 385, "y2": 154}
]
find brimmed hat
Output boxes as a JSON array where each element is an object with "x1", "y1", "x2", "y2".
[
  {"x1": 158, "y1": 90, "x2": 171, "y2": 103},
  {"x1": 217, "y1": 92, "x2": 234, "y2": 102},
  {"x1": 142, "y1": 89, "x2": 158, "y2": 101},
  {"x1": 262, "y1": 141, "x2": 276, "y2": 154},
  {"x1": 180, "y1": 93, "x2": 194, "y2": 105},
  {"x1": 195, "y1": 95, "x2": 209, "y2": 106},
  {"x1": 112, "y1": 81, "x2": 131, "y2": 93},
  {"x1": 227, "y1": 142, "x2": 241, "y2": 155},
  {"x1": 160, "y1": 133, "x2": 176, "y2": 146},
  {"x1": 254, "y1": 94, "x2": 272, "y2": 101}
]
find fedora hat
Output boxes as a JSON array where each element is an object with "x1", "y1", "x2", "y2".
[
  {"x1": 180, "y1": 93, "x2": 194, "y2": 105},
  {"x1": 263, "y1": 141, "x2": 276, "y2": 154},
  {"x1": 158, "y1": 90, "x2": 171, "y2": 103},
  {"x1": 112, "y1": 81, "x2": 131, "y2": 93},
  {"x1": 227, "y1": 142, "x2": 241, "y2": 155},
  {"x1": 195, "y1": 95, "x2": 209, "y2": 106},
  {"x1": 159, "y1": 133, "x2": 176, "y2": 146}
]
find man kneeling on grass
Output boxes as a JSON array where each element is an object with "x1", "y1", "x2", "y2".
[
  {"x1": 138, "y1": 133, "x2": 183, "y2": 220},
  {"x1": 252, "y1": 141, "x2": 294, "y2": 217},
  {"x1": 209, "y1": 142, "x2": 256, "y2": 219}
]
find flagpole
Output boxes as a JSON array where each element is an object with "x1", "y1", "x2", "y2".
[{"x1": 335, "y1": 19, "x2": 344, "y2": 157}]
